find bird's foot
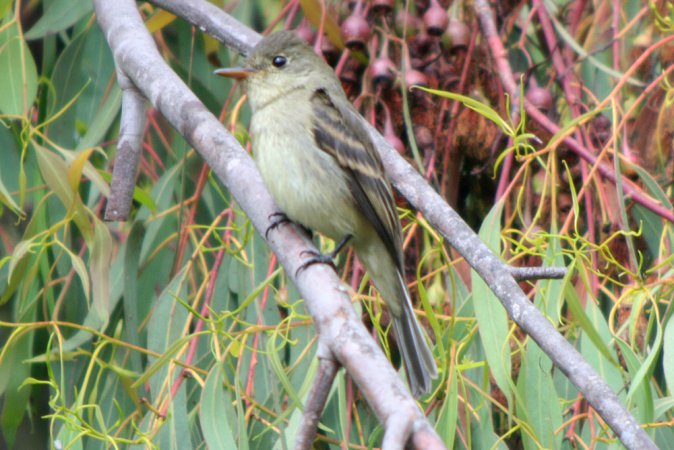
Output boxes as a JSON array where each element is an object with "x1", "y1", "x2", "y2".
[
  {"x1": 265, "y1": 212, "x2": 291, "y2": 240},
  {"x1": 295, "y1": 234, "x2": 352, "y2": 277},
  {"x1": 295, "y1": 250, "x2": 337, "y2": 277}
]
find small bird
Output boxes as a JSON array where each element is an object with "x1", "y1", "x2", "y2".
[{"x1": 215, "y1": 31, "x2": 437, "y2": 396}]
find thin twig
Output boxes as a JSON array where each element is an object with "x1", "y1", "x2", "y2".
[
  {"x1": 104, "y1": 69, "x2": 147, "y2": 221},
  {"x1": 295, "y1": 357, "x2": 339, "y2": 450},
  {"x1": 509, "y1": 266, "x2": 567, "y2": 281}
]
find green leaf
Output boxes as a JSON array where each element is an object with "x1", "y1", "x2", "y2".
[
  {"x1": 564, "y1": 263, "x2": 619, "y2": 366},
  {"x1": 200, "y1": 366, "x2": 238, "y2": 450},
  {"x1": 615, "y1": 338, "x2": 654, "y2": 424},
  {"x1": 0, "y1": 0, "x2": 11, "y2": 19},
  {"x1": 623, "y1": 294, "x2": 661, "y2": 410},
  {"x1": 7, "y1": 237, "x2": 37, "y2": 287},
  {"x1": 0, "y1": 16, "x2": 38, "y2": 116},
  {"x1": 579, "y1": 299, "x2": 624, "y2": 394},
  {"x1": 156, "y1": 381, "x2": 192, "y2": 450},
  {"x1": 654, "y1": 396, "x2": 674, "y2": 420},
  {"x1": 49, "y1": 218, "x2": 113, "y2": 355},
  {"x1": 436, "y1": 359, "x2": 458, "y2": 447},
  {"x1": 655, "y1": 425, "x2": 674, "y2": 450},
  {"x1": 630, "y1": 164, "x2": 673, "y2": 261},
  {"x1": 47, "y1": 22, "x2": 116, "y2": 149},
  {"x1": 0, "y1": 200, "x2": 46, "y2": 305},
  {"x1": 76, "y1": 83, "x2": 121, "y2": 151},
  {"x1": 517, "y1": 344, "x2": 563, "y2": 450},
  {"x1": 412, "y1": 86, "x2": 514, "y2": 136},
  {"x1": 89, "y1": 218, "x2": 112, "y2": 324},
  {"x1": 35, "y1": 145, "x2": 73, "y2": 204},
  {"x1": 274, "y1": 358, "x2": 323, "y2": 449},
  {"x1": 267, "y1": 328, "x2": 303, "y2": 414},
  {"x1": 533, "y1": 231, "x2": 566, "y2": 324},
  {"x1": 142, "y1": 267, "x2": 190, "y2": 394},
  {"x1": 0, "y1": 330, "x2": 33, "y2": 446},
  {"x1": 59, "y1": 241, "x2": 91, "y2": 304},
  {"x1": 25, "y1": 0, "x2": 93, "y2": 40},
  {"x1": 471, "y1": 398, "x2": 508, "y2": 450},
  {"x1": 0, "y1": 150, "x2": 22, "y2": 215},
  {"x1": 663, "y1": 316, "x2": 674, "y2": 400},
  {"x1": 233, "y1": 370, "x2": 250, "y2": 450},
  {"x1": 34, "y1": 144, "x2": 93, "y2": 239},
  {"x1": 122, "y1": 221, "x2": 144, "y2": 372},
  {"x1": 0, "y1": 124, "x2": 23, "y2": 216},
  {"x1": 55, "y1": 418, "x2": 84, "y2": 450},
  {"x1": 471, "y1": 201, "x2": 512, "y2": 408}
]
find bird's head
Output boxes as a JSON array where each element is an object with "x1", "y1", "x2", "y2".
[{"x1": 215, "y1": 31, "x2": 338, "y2": 112}]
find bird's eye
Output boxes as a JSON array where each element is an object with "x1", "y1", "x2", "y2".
[{"x1": 272, "y1": 55, "x2": 287, "y2": 68}]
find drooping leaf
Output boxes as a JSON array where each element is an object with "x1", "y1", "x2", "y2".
[
  {"x1": 24, "y1": 0, "x2": 93, "y2": 39},
  {"x1": 517, "y1": 343, "x2": 564, "y2": 450},
  {"x1": 662, "y1": 316, "x2": 674, "y2": 404},
  {"x1": 200, "y1": 366, "x2": 238, "y2": 450},
  {"x1": 471, "y1": 201, "x2": 512, "y2": 409},
  {"x1": 47, "y1": 22, "x2": 116, "y2": 149},
  {"x1": 0, "y1": 16, "x2": 38, "y2": 116}
]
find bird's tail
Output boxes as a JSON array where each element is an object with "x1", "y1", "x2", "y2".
[
  {"x1": 390, "y1": 270, "x2": 438, "y2": 397},
  {"x1": 357, "y1": 242, "x2": 438, "y2": 396}
]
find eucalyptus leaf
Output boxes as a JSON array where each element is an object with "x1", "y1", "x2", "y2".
[
  {"x1": 47, "y1": 23, "x2": 115, "y2": 149},
  {"x1": 200, "y1": 366, "x2": 238, "y2": 450},
  {"x1": 0, "y1": 17, "x2": 38, "y2": 116},
  {"x1": 517, "y1": 344, "x2": 563, "y2": 450},
  {"x1": 25, "y1": 0, "x2": 93, "y2": 39},
  {"x1": 471, "y1": 201, "x2": 512, "y2": 408}
]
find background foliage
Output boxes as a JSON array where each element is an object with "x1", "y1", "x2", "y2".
[{"x1": 1, "y1": 0, "x2": 673, "y2": 448}]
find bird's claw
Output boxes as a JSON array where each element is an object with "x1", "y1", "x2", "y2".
[
  {"x1": 265, "y1": 212, "x2": 291, "y2": 240},
  {"x1": 295, "y1": 250, "x2": 337, "y2": 277},
  {"x1": 294, "y1": 234, "x2": 352, "y2": 277}
]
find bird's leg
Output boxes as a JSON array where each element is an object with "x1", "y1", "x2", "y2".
[
  {"x1": 295, "y1": 234, "x2": 353, "y2": 277},
  {"x1": 330, "y1": 234, "x2": 353, "y2": 256}
]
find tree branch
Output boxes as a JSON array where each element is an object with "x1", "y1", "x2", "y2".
[
  {"x1": 104, "y1": 69, "x2": 147, "y2": 221},
  {"x1": 295, "y1": 355, "x2": 338, "y2": 450}
]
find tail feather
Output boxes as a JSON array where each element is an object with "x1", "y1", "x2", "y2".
[
  {"x1": 357, "y1": 242, "x2": 438, "y2": 397},
  {"x1": 390, "y1": 271, "x2": 438, "y2": 397}
]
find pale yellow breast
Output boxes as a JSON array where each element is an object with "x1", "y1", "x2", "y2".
[{"x1": 251, "y1": 98, "x2": 365, "y2": 241}]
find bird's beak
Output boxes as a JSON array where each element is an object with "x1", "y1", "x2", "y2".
[{"x1": 213, "y1": 67, "x2": 257, "y2": 80}]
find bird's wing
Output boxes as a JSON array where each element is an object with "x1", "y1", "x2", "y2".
[{"x1": 310, "y1": 88, "x2": 403, "y2": 268}]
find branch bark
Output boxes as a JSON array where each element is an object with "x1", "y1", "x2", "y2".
[
  {"x1": 104, "y1": 69, "x2": 146, "y2": 221},
  {"x1": 295, "y1": 355, "x2": 338, "y2": 450}
]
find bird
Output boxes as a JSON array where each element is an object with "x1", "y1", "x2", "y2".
[{"x1": 215, "y1": 30, "x2": 437, "y2": 397}]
